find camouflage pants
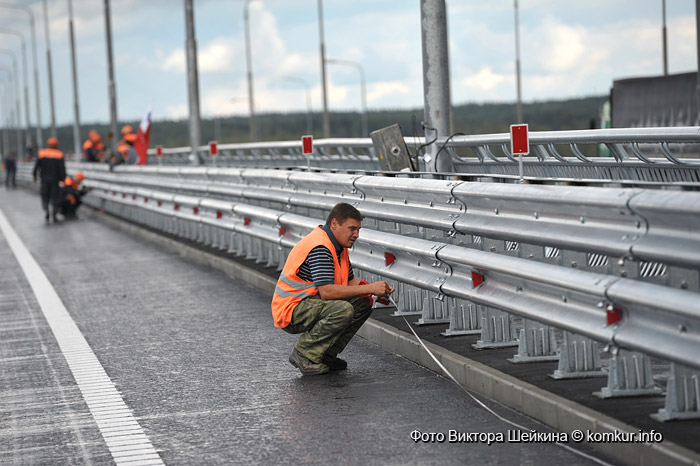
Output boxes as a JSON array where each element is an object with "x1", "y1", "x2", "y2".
[{"x1": 283, "y1": 296, "x2": 372, "y2": 363}]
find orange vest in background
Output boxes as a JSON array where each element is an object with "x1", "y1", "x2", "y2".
[{"x1": 271, "y1": 226, "x2": 349, "y2": 328}]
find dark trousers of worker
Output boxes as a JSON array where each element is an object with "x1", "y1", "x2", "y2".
[
  {"x1": 283, "y1": 296, "x2": 372, "y2": 363},
  {"x1": 4, "y1": 166, "x2": 16, "y2": 187},
  {"x1": 40, "y1": 181, "x2": 60, "y2": 213},
  {"x1": 58, "y1": 199, "x2": 80, "y2": 218}
]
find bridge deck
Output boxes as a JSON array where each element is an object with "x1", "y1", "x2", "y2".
[
  {"x1": 0, "y1": 186, "x2": 695, "y2": 465},
  {"x1": 0, "y1": 187, "x2": 594, "y2": 465}
]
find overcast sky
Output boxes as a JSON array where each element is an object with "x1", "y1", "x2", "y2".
[{"x1": 0, "y1": 0, "x2": 696, "y2": 127}]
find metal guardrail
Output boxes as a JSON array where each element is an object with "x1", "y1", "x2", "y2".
[
  {"x1": 137, "y1": 127, "x2": 700, "y2": 185},
  {"x1": 69, "y1": 163, "x2": 700, "y2": 281},
  {"x1": 14, "y1": 163, "x2": 700, "y2": 421}
]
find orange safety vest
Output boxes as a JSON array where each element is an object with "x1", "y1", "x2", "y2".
[
  {"x1": 271, "y1": 226, "x2": 349, "y2": 328},
  {"x1": 38, "y1": 147, "x2": 64, "y2": 159}
]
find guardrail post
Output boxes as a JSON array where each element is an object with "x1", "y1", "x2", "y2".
[
  {"x1": 652, "y1": 364, "x2": 700, "y2": 421},
  {"x1": 509, "y1": 319, "x2": 559, "y2": 363},
  {"x1": 441, "y1": 299, "x2": 481, "y2": 336},
  {"x1": 594, "y1": 349, "x2": 662, "y2": 398},
  {"x1": 393, "y1": 282, "x2": 423, "y2": 317},
  {"x1": 550, "y1": 332, "x2": 606, "y2": 379},
  {"x1": 416, "y1": 292, "x2": 450, "y2": 325},
  {"x1": 473, "y1": 308, "x2": 519, "y2": 349}
]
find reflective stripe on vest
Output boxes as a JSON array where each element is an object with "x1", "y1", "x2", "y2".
[
  {"x1": 271, "y1": 226, "x2": 349, "y2": 328},
  {"x1": 38, "y1": 148, "x2": 64, "y2": 159}
]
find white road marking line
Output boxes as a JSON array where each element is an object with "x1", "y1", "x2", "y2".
[{"x1": 0, "y1": 208, "x2": 164, "y2": 466}]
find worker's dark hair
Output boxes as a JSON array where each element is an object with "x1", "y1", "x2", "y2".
[{"x1": 326, "y1": 202, "x2": 363, "y2": 226}]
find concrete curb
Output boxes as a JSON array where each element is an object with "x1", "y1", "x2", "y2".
[{"x1": 86, "y1": 207, "x2": 700, "y2": 466}]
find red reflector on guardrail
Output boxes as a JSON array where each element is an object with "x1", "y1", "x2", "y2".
[
  {"x1": 122, "y1": 193, "x2": 126, "y2": 198},
  {"x1": 144, "y1": 198, "x2": 148, "y2": 203},
  {"x1": 244, "y1": 217, "x2": 251, "y2": 226},
  {"x1": 158, "y1": 201, "x2": 162, "y2": 207},
  {"x1": 607, "y1": 306, "x2": 622, "y2": 325},
  {"x1": 132, "y1": 195, "x2": 136, "y2": 200},
  {"x1": 385, "y1": 252, "x2": 395, "y2": 266},
  {"x1": 193, "y1": 207, "x2": 198, "y2": 214},
  {"x1": 216, "y1": 211, "x2": 222, "y2": 219},
  {"x1": 472, "y1": 272, "x2": 484, "y2": 288},
  {"x1": 279, "y1": 226, "x2": 286, "y2": 236},
  {"x1": 174, "y1": 204, "x2": 179, "y2": 211}
]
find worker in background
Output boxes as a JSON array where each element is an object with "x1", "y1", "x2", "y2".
[
  {"x1": 272, "y1": 202, "x2": 394, "y2": 375},
  {"x1": 33, "y1": 137, "x2": 66, "y2": 223},
  {"x1": 3, "y1": 151, "x2": 17, "y2": 188},
  {"x1": 118, "y1": 133, "x2": 139, "y2": 165},
  {"x1": 83, "y1": 130, "x2": 103, "y2": 163},
  {"x1": 58, "y1": 171, "x2": 88, "y2": 219}
]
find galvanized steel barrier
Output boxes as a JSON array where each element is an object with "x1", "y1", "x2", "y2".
[
  {"x1": 14, "y1": 162, "x2": 700, "y2": 421},
  {"x1": 143, "y1": 127, "x2": 700, "y2": 185}
]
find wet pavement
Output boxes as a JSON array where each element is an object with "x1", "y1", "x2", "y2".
[{"x1": 0, "y1": 186, "x2": 635, "y2": 465}]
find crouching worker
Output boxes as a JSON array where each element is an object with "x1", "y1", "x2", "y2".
[
  {"x1": 58, "y1": 172, "x2": 87, "y2": 219},
  {"x1": 272, "y1": 202, "x2": 394, "y2": 375},
  {"x1": 58, "y1": 177, "x2": 78, "y2": 219}
]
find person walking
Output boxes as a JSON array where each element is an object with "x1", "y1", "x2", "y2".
[
  {"x1": 33, "y1": 137, "x2": 66, "y2": 223},
  {"x1": 271, "y1": 202, "x2": 394, "y2": 375},
  {"x1": 3, "y1": 152, "x2": 16, "y2": 188}
]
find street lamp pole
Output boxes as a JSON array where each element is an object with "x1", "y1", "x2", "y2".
[
  {"x1": 244, "y1": 0, "x2": 257, "y2": 141},
  {"x1": 184, "y1": 0, "x2": 203, "y2": 165},
  {"x1": 325, "y1": 59, "x2": 367, "y2": 137},
  {"x1": 0, "y1": 3, "x2": 43, "y2": 146},
  {"x1": 67, "y1": 0, "x2": 81, "y2": 156},
  {"x1": 318, "y1": 0, "x2": 330, "y2": 138},
  {"x1": 662, "y1": 0, "x2": 669, "y2": 76},
  {"x1": 0, "y1": 29, "x2": 33, "y2": 153},
  {"x1": 103, "y1": 0, "x2": 119, "y2": 155},
  {"x1": 42, "y1": 0, "x2": 57, "y2": 138},
  {"x1": 0, "y1": 51, "x2": 22, "y2": 156},
  {"x1": 514, "y1": 0, "x2": 523, "y2": 123},
  {"x1": 0, "y1": 66, "x2": 18, "y2": 155},
  {"x1": 420, "y1": 0, "x2": 454, "y2": 173},
  {"x1": 280, "y1": 76, "x2": 313, "y2": 136}
]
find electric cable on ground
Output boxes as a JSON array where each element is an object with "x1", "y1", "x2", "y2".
[{"x1": 388, "y1": 296, "x2": 614, "y2": 466}]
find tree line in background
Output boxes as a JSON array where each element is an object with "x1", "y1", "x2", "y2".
[{"x1": 52, "y1": 95, "x2": 607, "y2": 153}]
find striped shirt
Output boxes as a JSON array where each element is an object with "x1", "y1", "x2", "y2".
[{"x1": 297, "y1": 226, "x2": 354, "y2": 286}]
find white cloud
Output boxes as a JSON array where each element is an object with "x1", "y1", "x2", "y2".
[
  {"x1": 165, "y1": 104, "x2": 188, "y2": 120},
  {"x1": 202, "y1": 86, "x2": 249, "y2": 116},
  {"x1": 464, "y1": 67, "x2": 508, "y2": 91},
  {"x1": 162, "y1": 48, "x2": 185, "y2": 73},
  {"x1": 367, "y1": 81, "x2": 411, "y2": 103},
  {"x1": 529, "y1": 16, "x2": 586, "y2": 73},
  {"x1": 198, "y1": 37, "x2": 239, "y2": 73}
]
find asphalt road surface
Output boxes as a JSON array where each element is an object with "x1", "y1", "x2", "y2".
[{"x1": 0, "y1": 186, "x2": 611, "y2": 465}]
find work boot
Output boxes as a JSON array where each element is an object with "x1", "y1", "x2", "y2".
[
  {"x1": 289, "y1": 348, "x2": 329, "y2": 376},
  {"x1": 44, "y1": 211, "x2": 50, "y2": 223},
  {"x1": 322, "y1": 354, "x2": 348, "y2": 371}
]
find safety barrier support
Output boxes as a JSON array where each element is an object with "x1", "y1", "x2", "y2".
[
  {"x1": 441, "y1": 299, "x2": 481, "y2": 336},
  {"x1": 594, "y1": 349, "x2": 662, "y2": 398},
  {"x1": 509, "y1": 319, "x2": 559, "y2": 363},
  {"x1": 550, "y1": 332, "x2": 606, "y2": 379},
  {"x1": 652, "y1": 364, "x2": 700, "y2": 421},
  {"x1": 474, "y1": 308, "x2": 519, "y2": 349}
]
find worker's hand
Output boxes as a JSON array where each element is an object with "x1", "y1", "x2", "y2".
[{"x1": 370, "y1": 281, "x2": 394, "y2": 297}]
